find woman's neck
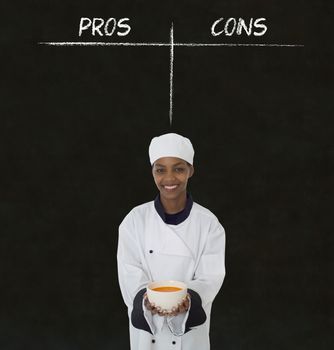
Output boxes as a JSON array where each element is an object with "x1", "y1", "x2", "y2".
[{"x1": 160, "y1": 193, "x2": 187, "y2": 214}]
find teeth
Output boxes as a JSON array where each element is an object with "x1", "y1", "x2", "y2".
[{"x1": 164, "y1": 185, "x2": 177, "y2": 190}]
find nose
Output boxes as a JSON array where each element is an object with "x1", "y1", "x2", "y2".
[{"x1": 163, "y1": 170, "x2": 177, "y2": 182}]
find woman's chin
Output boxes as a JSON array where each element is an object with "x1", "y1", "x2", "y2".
[{"x1": 160, "y1": 188, "x2": 186, "y2": 201}]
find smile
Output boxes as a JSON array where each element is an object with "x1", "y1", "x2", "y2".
[{"x1": 163, "y1": 185, "x2": 178, "y2": 190}]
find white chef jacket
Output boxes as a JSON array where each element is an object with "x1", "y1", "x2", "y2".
[{"x1": 117, "y1": 197, "x2": 226, "y2": 350}]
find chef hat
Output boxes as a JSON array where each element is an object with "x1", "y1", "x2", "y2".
[{"x1": 149, "y1": 133, "x2": 194, "y2": 165}]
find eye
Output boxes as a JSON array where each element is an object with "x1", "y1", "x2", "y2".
[
  {"x1": 175, "y1": 167, "x2": 185, "y2": 173},
  {"x1": 155, "y1": 168, "x2": 165, "y2": 174}
]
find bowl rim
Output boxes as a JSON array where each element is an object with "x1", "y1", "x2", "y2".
[{"x1": 147, "y1": 280, "x2": 187, "y2": 292}]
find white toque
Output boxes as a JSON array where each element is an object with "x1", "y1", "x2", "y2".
[{"x1": 149, "y1": 133, "x2": 195, "y2": 165}]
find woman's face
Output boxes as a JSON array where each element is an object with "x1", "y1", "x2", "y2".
[{"x1": 152, "y1": 157, "x2": 194, "y2": 201}]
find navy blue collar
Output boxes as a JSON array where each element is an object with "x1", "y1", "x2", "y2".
[{"x1": 154, "y1": 193, "x2": 193, "y2": 225}]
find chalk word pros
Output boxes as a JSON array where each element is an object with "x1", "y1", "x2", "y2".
[
  {"x1": 79, "y1": 17, "x2": 131, "y2": 37},
  {"x1": 211, "y1": 17, "x2": 267, "y2": 36}
]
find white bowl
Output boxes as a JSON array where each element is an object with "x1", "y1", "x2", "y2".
[{"x1": 146, "y1": 280, "x2": 187, "y2": 312}]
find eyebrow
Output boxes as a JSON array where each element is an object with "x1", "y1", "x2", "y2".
[{"x1": 154, "y1": 162, "x2": 186, "y2": 167}]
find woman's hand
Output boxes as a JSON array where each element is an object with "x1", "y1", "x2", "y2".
[{"x1": 143, "y1": 292, "x2": 190, "y2": 317}]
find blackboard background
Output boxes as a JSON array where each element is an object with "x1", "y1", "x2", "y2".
[{"x1": 1, "y1": 0, "x2": 333, "y2": 349}]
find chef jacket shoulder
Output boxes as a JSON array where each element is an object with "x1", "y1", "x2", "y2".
[
  {"x1": 191, "y1": 202, "x2": 223, "y2": 227},
  {"x1": 119, "y1": 201, "x2": 155, "y2": 229},
  {"x1": 191, "y1": 202, "x2": 217, "y2": 218}
]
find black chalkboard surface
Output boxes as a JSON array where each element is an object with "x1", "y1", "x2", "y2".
[{"x1": 1, "y1": 0, "x2": 332, "y2": 349}]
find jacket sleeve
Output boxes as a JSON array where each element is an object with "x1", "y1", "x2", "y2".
[
  {"x1": 117, "y1": 219, "x2": 152, "y2": 333},
  {"x1": 186, "y1": 218, "x2": 226, "y2": 309},
  {"x1": 184, "y1": 288, "x2": 207, "y2": 332}
]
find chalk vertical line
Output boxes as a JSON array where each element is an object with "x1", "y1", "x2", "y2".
[{"x1": 169, "y1": 22, "x2": 174, "y2": 126}]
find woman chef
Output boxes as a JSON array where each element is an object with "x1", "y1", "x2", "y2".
[{"x1": 117, "y1": 133, "x2": 226, "y2": 350}]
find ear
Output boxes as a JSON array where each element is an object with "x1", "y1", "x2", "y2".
[{"x1": 189, "y1": 165, "x2": 194, "y2": 178}]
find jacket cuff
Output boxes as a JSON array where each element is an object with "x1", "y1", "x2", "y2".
[
  {"x1": 185, "y1": 288, "x2": 207, "y2": 333},
  {"x1": 130, "y1": 288, "x2": 153, "y2": 334}
]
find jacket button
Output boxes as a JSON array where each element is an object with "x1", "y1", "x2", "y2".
[
  {"x1": 172, "y1": 341, "x2": 176, "y2": 345},
  {"x1": 149, "y1": 250, "x2": 153, "y2": 253},
  {"x1": 152, "y1": 339, "x2": 155, "y2": 343}
]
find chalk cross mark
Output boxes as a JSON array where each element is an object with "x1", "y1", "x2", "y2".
[{"x1": 38, "y1": 23, "x2": 304, "y2": 126}]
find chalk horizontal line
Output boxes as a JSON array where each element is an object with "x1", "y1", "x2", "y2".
[{"x1": 38, "y1": 41, "x2": 304, "y2": 48}]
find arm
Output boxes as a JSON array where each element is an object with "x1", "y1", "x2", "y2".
[
  {"x1": 117, "y1": 222, "x2": 153, "y2": 333},
  {"x1": 185, "y1": 218, "x2": 226, "y2": 330}
]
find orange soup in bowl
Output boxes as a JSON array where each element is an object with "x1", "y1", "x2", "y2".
[{"x1": 152, "y1": 286, "x2": 183, "y2": 292}]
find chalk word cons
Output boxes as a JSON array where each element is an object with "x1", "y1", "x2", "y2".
[
  {"x1": 211, "y1": 17, "x2": 267, "y2": 37},
  {"x1": 79, "y1": 17, "x2": 131, "y2": 37}
]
